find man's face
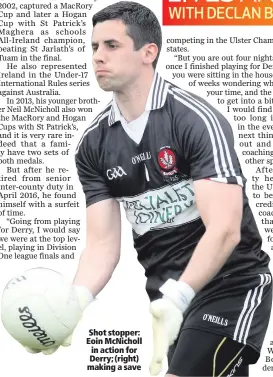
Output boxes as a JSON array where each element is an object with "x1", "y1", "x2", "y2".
[{"x1": 92, "y1": 20, "x2": 144, "y2": 92}]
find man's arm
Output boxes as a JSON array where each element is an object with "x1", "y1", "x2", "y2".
[
  {"x1": 22, "y1": 198, "x2": 121, "y2": 355},
  {"x1": 179, "y1": 179, "x2": 243, "y2": 292},
  {"x1": 73, "y1": 198, "x2": 121, "y2": 297},
  {"x1": 150, "y1": 99, "x2": 245, "y2": 375},
  {"x1": 149, "y1": 180, "x2": 243, "y2": 375}
]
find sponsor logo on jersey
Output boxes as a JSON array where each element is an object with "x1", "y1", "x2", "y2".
[
  {"x1": 118, "y1": 179, "x2": 200, "y2": 235},
  {"x1": 202, "y1": 313, "x2": 228, "y2": 327},
  {"x1": 106, "y1": 166, "x2": 127, "y2": 180},
  {"x1": 132, "y1": 151, "x2": 151, "y2": 164},
  {"x1": 227, "y1": 357, "x2": 243, "y2": 377}
]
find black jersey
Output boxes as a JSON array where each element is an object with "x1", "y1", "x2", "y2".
[{"x1": 75, "y1": 72, "x2": 270, "y2": 300}]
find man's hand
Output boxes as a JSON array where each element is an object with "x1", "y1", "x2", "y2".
[
  {"x1": 149, "y1": 297, "x2": 183, "y2": 375},
  {"x1": 23, "y1": 285, "x2": 93, "y2": 355},
  {"x1": 149, "y1": 279, "x2": 195, "y2": 375},
  {"x1": 24, "y1": 334, "x2": 73, "y2": 355}
]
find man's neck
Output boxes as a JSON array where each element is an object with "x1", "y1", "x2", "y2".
[{"x1": 114, "y1": 70, "x2": 155, "y2": 122}]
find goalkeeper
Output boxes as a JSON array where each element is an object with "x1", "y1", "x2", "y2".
[{"x1": 39, "y1": 2, "x2": 273, "y2": 377}]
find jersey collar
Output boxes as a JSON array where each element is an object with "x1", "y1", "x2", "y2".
[{"x1": 108, "y1": 72, "x2": 169, "y2": 127}]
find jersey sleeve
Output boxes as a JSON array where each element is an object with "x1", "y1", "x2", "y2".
[
  {"x1": 75, "y1": 130, "x2": 112, "y2": 207},
  {"x1": 178, "y1": 95, "x2": 245, "y2": 187}
]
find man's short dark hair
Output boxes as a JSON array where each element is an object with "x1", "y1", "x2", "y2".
[{"x1": 92, "y1": 1, "x2": 162, "y2": 69}]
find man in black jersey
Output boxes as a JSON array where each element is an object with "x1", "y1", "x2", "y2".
[{"x1": 72, "y1": 2, "x2": 272, "y2": 376}]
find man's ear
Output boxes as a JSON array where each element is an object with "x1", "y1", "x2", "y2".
[{"x1": 142, "y1": 43, "x2": 158, "y2": 66}]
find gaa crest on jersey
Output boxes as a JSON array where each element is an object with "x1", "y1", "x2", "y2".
[
  {"x1": 158, "y1": 148, "x2": 176, "y2": 171},
  {"x1": 158, "y1": 147, "x2": 180, "y2": 182}
]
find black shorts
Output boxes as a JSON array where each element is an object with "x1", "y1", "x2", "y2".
[
  {"x1": 167, "y1": 272, "x2": 272, "y2": 375},
  {"x1": 168, "y1": 329, "x2": 250, "y2": 376}
]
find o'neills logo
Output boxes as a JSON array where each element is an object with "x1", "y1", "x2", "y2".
[
  {"x1": 18, "y1": 306, "x2": 56, "y2": 347},
  {"x1": 227, "y1": 357, "x2": 243, "y2": 377},
  {"x1": 203, "y1": 313, "x2": 228, "y2": 327},
  {"x1": 5, "y1": 275, "x2": 26, "y2": 290}
]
